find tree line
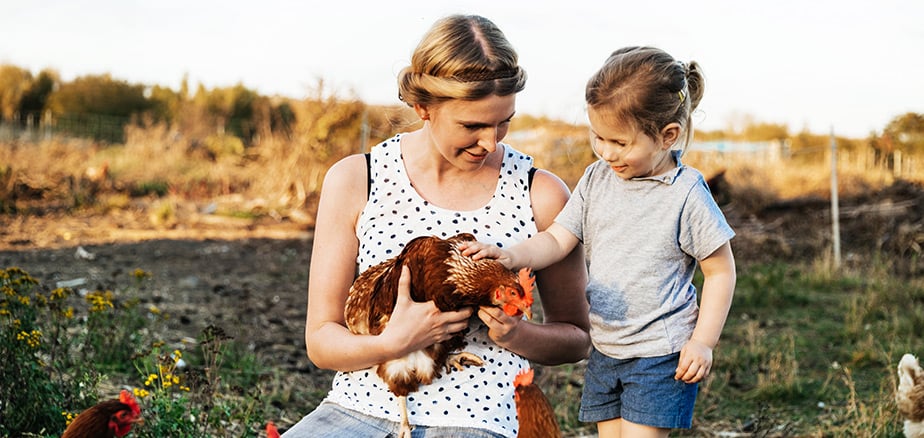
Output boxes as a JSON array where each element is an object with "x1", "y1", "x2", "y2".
[
  {"x1": 1, "y1": 63, "x2": 922, "y2": 165},
  {"x1": 0, "y1": 64, "x2": 296, "y2": 144}
]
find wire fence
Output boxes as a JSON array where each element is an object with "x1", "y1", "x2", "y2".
[
  {"x1": 688, "y1": 139, "x2": 918, "y2": 178},
  {"x1": 0, "y1": 112, "x2": 130, "y2": 143}
]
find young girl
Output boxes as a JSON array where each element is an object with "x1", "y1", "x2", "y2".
[{"x1": 464, "y1": 46, "x2": 736, "y2": 437}]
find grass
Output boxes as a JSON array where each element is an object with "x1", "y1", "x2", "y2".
[{"x1": 674, "y1": 261, "x2": 914, "y2": 437}]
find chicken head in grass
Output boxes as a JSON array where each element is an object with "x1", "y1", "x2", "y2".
[
  {"x1": 514, "y1": 367, "x2": 561, "y2": 438},
  {"x1": 897, "y1": 354, "x2": 924, "y2": 438},
  {"x1": 62, "y1": 389, "x2": 142, "y2": 438},
  {"x1": 344, "y1": 232, "x2": 535, "y2": 438}
]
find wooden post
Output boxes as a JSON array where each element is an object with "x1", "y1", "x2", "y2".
[
  {"x1": 830, "y1": 127, "x2": 841, "y2": 269},
  {"x1": 360, "y1": 108, "x2": 369, "y2": 153}
]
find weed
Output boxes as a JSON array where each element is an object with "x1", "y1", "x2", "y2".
[{"x1": 0, "y1": 267, "x2": 275, "y2": 437}]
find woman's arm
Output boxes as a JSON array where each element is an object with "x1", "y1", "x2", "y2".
[
  {"x1": 477, "y1": 169, "x2": 591, "y2": 365},
  {"x1": 305, "y1": 155, "x2": 472, "y2": 371}
]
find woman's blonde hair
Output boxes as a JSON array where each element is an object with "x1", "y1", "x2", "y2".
[
  {"x1": 397, "y1": 15, "x2": 527, "y2": 107},
  {"x1": 585, "y1": 46, "x2": 705, "y2": 153}
]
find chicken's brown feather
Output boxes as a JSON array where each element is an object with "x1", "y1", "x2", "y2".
[
  {"x1": 62, "y1": 400, "x2": 133, "y2": 438},
  {"x1": 342, "y1": 233, "x2": 534, "y2": 432}
]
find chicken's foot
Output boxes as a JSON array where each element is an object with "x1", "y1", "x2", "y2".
[
  {"x1": 397, "y1": 395, "x2": 412, "y2": 438},
  {"x1": 446, "y1": 351, "x2": 484, "y2": 373}
]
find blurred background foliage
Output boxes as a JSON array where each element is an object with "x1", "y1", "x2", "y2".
[
  {"x1": 0, "y1": 62, "x2": 922, "y2": 229},
  {"x1": 2, "y1": 62, "x2": 924, "y2": 156}
]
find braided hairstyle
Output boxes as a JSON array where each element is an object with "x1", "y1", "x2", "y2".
[
  {"x1": 397, "y1": 15, "x2": 527, "y2": 107},
  {"x1": 585, "y1": 46, "x2": 705, "y2": 154}
]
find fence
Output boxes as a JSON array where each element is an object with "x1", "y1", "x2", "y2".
[
  {"x1": 687, "y1": 139, "x2": 918, "y2": 179},
  {"x1": 0, "y1": 112, "x2": 130, "y2": 143}
]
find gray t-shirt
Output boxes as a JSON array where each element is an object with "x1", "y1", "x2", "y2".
[{"x1": 556, "y1": 154, "x2": 735, "y2": 359}]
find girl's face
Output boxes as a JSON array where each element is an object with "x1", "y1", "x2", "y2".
[
  {"x1": 418, "y1": 94, "x2": 516, "y2": 171},
  {"x1": 587, "y1": 107, "x2": 678, "y2": 180}
]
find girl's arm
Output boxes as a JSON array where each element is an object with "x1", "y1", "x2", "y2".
[
  {"x1": 675, "y1": 241, "x2": 736, "y2": 382},
  {"x1": 475, "y1": 169, "x2": 591, "y2": 365},
  {"x1": 305, "y1": 155, "x2": 472, "y2": 371},
  {"x1": 506, "y1": 223, "x2": 579, "y2": 271},
  {"x1": 462, "y1": 219, "x2": 578, "y2": 271}
]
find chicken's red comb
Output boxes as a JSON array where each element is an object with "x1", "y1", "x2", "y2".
[
  {"x1": 266, "y1": 421, "x2": 281, "y2": 438},
  {"x1": 517, "y1": 268, "x2": 535, "y2": 307},
  {"x1": 118, "y1": 389, "x2": 141, "y2": 416},
  {"x1": 514, "y1": 367, "x2": 534, "y2": 388}
]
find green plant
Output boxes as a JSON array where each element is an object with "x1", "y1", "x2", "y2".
[
  {"x1": 0, "y1": 267, "x2": 102, "y2": 435},
  {"x1": 129, "y1": 325, "x2": 270, "y2": 438},
  {"x1": 0, "y1": 266, "x2": 277, "y2": 437}
]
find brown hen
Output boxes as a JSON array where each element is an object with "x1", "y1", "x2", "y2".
[
  {"x1": 62, "y1": 389, "x2": 142, "y2": 438},
  {"x1": 344, "y1": 232, "x2": 535, "y2": 438},
  {"x1": 514, "y1": 368, "x2": 561, "y2": 438}
]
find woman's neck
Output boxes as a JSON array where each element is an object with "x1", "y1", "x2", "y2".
[{"x1": 399, "y1": 130, "x2": 503, "y2": 211}]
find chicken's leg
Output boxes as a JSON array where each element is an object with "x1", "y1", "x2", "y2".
[
  {"x1": 445, "y1": 351, "x2": 483, "y2": 373},
  {"x1": 398, "y1": 395, "x2": 412, "y2": 438}
]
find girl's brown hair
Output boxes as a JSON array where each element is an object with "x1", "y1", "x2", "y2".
[{"x1": 585, "y1": 46, "x2": 704, "y2": 153}]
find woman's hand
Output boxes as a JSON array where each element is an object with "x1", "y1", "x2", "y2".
[
  {"x1": 380, "y1": 266, "x2": 474, "y2": 355},
  {"x1": 477, "y1": 305, "x2": 522, "y2": 346}
]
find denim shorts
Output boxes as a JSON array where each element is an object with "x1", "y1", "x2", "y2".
[
  {"x1": 281, "y1": 402, "x2": 506, "y2": 438},
  {"x1": 579, "y1": 348, "x2": 697, "y2": 429}
]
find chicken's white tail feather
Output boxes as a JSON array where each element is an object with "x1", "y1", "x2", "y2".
[
  {"x1": 900, "y1": 354, "x2": 921, "y2": 393},
  {"x1": 380, "y1": 350, "x2": 438, "y2": 383}
]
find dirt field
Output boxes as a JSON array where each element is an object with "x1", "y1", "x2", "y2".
[
  {"x1": 1, "y1": 179, "x2": 922, "y2": 427},
  {"x1": 0, "y1": 207, "x2": 330, "y2": 424}
]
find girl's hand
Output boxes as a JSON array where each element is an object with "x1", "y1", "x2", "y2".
[
  {"x1": 459, "y1": 242, "x2": 514, "y2": 268},
  {"x1": 381, "y1": 266, "x2": 473, "y2": 355},
  {"x1": 675, "y1": 338, "x2": 713, "y2": 383},
  {"x1": 476, "y1": 305, "x2": 522, "y2": 346}
]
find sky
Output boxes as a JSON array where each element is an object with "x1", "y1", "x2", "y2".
[{"x1": 1, "y1": 0, "x2": 922, "y2": 139}]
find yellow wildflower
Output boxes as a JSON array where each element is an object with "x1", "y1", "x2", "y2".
[
  {"x1": 86, "y1": 291, "x2": 114, "y2": 312},
  {"x1": 51, "y1": 288, "x2": 70, "y2": 300},
  {"x1": 16, "y1": 329, "x2": 41, "y2": 348}
]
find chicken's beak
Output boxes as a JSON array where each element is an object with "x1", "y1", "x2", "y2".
[{"x1": 519, "y1": 305, "x2": 532, "y2": 320}]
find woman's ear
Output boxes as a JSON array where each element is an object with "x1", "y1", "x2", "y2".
[
  {"x1": 413, "y1": 103, "x2": 430, "y2": 121},
  {"x1": 661, "y1": 123, "x2": 681, "y2": 149}
]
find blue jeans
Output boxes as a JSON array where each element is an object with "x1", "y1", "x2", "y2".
[
  {"x1": 579, "y1": 349, "x2": 697, "y2": 429},
  {"x1": 281, "y1": 402, "x2": 507, "y2": 438}
]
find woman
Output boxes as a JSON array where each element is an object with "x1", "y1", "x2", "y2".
[{"x1": 284, "y1": 14, "x2": 590, "y2": 437}]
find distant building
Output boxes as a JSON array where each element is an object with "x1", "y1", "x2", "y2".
[{"x1": 689, "y1": 140, "x2": 789, "y2": 162}]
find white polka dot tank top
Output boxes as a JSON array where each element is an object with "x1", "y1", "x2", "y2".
[{"x1": 323, "y1": 134, "x2": 538, "y2": 437}]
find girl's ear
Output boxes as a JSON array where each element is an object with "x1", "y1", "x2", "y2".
[
  {"x1": 413, "y1": 103, "x2": 430, "y2": 121},
  {"x1": 660, "y1": 123, "x2": 682, "y2": 149}
]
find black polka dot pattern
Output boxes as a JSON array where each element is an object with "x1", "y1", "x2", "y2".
[{"x1": 326, "y1": 134, "x2": 538, "y2": 436}]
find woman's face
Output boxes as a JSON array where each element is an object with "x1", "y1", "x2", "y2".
[
  {"x1": 422, "y1": 94, "x2": 516, "y2": 170},
  {"x1": 587, "y1": 107, "x2": 675, "y2": 180}
]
